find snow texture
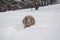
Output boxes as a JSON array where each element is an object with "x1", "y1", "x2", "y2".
[{"x1": 0, "y1": 4, "x2": 60, "y2": 40}]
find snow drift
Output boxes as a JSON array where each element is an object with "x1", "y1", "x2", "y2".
[{"x1": 0, "y1": 4, "x2": 60, "y2": 40}]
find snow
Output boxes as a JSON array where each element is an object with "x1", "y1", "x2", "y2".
[{"x1": 0, "y1": 4, "x2": 60, "y2": 40}]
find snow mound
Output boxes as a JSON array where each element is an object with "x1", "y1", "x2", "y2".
[{"x1": 0, "y1": 4, "x2": 60, "y2": 40}]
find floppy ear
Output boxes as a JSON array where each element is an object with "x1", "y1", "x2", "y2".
[
  {"x1": 23, "y1": 17, "x2": 27, "y2": 25},
  {"x1": 31, "y1": 17, "x2": 35, "y2": 25}
]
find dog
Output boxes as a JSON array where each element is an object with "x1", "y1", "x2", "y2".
[{"x1": 22, "y1": 15, "x2": 35, "y2": 28}]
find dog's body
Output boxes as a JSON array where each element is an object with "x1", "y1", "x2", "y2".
[{"x1": 23, "y1": 15, "x2": 35, "y2": 28}]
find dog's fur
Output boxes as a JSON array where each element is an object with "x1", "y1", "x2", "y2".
[{"x1": 23, "y1": 15, "x2": 35, "y2": 28}]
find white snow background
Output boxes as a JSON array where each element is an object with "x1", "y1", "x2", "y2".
[{"x1": 0, "y1": 4, "x2": 60, "y2": 40}]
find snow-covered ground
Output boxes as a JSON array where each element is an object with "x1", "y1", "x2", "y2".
[{"x1": 0, "y1": 4, "x2": 60, "y2": 40}]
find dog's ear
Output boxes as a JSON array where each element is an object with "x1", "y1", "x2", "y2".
[
  {"x1": 23, "y1": 17, "x2": 27, "y2": 25},
  {"x1": 31, "y1": 16, "x2": 35, "y2": 25}
]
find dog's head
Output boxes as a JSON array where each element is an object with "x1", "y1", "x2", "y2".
[{"x1": 23, "y1": 15, "x2": 35, "y2": 28}]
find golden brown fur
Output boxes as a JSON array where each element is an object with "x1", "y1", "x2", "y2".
[{"x1": 23, "y1": 15, "x2": 35, "y2": 28}]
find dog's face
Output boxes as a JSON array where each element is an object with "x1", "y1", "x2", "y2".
[{"x1": 23, "y1": 15, "x2": 35, "y2": 28}]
